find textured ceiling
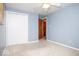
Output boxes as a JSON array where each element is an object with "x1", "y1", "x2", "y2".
[{"x1": 5, "y1": 3, "x2": 70, "y2": 16}]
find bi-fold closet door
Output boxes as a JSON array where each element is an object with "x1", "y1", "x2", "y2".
[{"x1": 5, "y1": 11, "x2": 28, "y2": 46}]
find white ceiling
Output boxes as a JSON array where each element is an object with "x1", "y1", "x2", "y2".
[{"x1": 5, "y1": 3, "x2": 70, "y2": 16}]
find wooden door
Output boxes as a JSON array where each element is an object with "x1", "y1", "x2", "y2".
[
  {"x1": 38, "y1": 19, "x2": 43, "y2": 39},
  {"x1": 43, "y1": 19, "x2": 46, "y2": 38},
  {"x1": 38, "y1": 18, "x2": 46, "y2": 39}
]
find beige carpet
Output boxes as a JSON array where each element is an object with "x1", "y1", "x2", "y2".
[{"x1": 3, "y1": 40, "x2": 79, "y2": 56}]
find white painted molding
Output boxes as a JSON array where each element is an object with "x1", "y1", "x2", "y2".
[
  {"x1": 47, "y1": 39, "x2": 79, "y2": 51},
  {"x1": 27, "y1": 40, "x2": 39, "y2": 43},
  {"x1": 5, "y1": 40, "x2": 39, "y2": 47}
]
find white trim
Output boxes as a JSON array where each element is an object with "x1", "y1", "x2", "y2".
[
  {"x1": 27, "y1": 40, "x2": 39, "y2": 43},
  {"x1": 47, "y1": 39, "x2": 79, "y2": 51},
  {"x1": 5, "y1": 40, "x2": 39, "y2": 47}
]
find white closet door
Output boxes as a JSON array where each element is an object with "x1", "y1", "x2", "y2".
[{"x1": 6, "y1": 11, "x2": 28, "y2": 46}]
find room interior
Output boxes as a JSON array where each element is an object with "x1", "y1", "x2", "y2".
[{"x1": 0, "y1": 3, "x2": 79, "y2": 56}]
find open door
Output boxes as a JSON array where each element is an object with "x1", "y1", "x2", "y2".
[
  {"x1": 38, "y1": 18, "x2": 43, "y2": 39},
  {"x1": 38, "y1": 17, "x2": 46, "y2": 40}
]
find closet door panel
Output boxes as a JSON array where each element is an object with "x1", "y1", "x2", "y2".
[{"x1": 6, "y1": 11, "x2": 28, "y2": 46}]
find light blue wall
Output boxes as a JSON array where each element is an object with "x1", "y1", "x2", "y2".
[
  {"x1": 28, "y1": 13, "x2": 38, "y2": 41},
  {"x1": 0, "y1": 25, "x2": 5, "y2": 55},
  {"x1": 47, "y1": 4, "x2": 79, "y2": 49}
]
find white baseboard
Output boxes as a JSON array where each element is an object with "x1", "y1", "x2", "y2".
[
  {"x1": 47, "y1": 39, "x2": 79, "y2": 51},
  {"x1": 27, "y1": 40, "x2": 39, "y2": 43},
  {"x1": 5, "y1": 40, "x2": 39, "y2": 47}
]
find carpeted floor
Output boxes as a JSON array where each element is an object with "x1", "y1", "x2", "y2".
[{"x1": 3, "y1": 40, "x2": 79, "y2": 56}]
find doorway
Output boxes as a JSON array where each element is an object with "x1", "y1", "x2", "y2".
[{"x1": 38, "y1": 17, "x2": 46, "y2": 40}]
